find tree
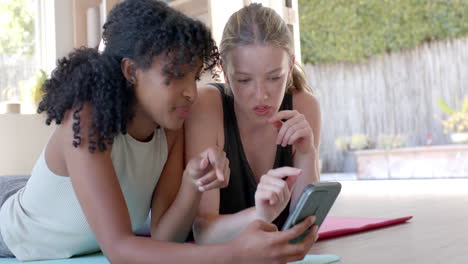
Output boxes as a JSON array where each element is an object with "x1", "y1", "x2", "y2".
[{"x1": 0, "y1": 0, "x2": 35, "y2": 57}]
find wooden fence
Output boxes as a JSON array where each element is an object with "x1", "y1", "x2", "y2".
[{"x1": 305, "y1": 37, "x2": 468, "y2": 172}]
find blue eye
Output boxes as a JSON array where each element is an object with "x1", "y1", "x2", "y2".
[{"x1": 270, "y1": 76, "x2": 281, "y2": 81}]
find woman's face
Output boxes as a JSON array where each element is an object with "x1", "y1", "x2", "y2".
[
  {"x1": 224, "y1": 44, "x2": 293, "y2": 123},
  {"x1": 133, "y1": 55, "x2": 201, "y2": 130}
]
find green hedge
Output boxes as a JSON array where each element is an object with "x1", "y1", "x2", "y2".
[{"x1": 299, "y1": 0, "x2": 468, "y2": 65}]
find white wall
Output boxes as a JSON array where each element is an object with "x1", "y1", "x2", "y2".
[
  {"x1": 0, "y1": 114, "x2": 54, "y2": 175},
  {"x1": 36, "y1": 0, "x2": 75, "y2": 74},
  {"x1": 54, "y1": 0, "x2": 74, "y2": 60}
]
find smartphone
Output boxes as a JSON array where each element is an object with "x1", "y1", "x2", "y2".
[{"x1": 281, "y1": 182, "x2": 341, "y2": 243}]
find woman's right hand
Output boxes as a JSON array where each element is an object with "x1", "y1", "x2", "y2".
[
  {"x1": 184, "y1": 146, "x2": 230, "y2": 192},
  {"x1": 231, "y1": 217, "x2": 318, "y2": 264},
  {"x1": 255, "y1": 167, "x2": 302, "y2": 222}
]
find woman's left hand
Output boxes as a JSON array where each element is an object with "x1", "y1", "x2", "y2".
[{"x1": 269, "y1": 110, "x2": 315, "y2": 154}]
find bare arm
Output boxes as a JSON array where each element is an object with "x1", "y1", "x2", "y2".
[
  {"x1": 290, "y1": 91, "x2": 321, "y2": 207},
  {"x1": 60, "y1": 105, "x2": 235, "y2": 264},
  {"x1": 149, "y1": 128, "x2": 204, "y2": 242},
  {"x1": 148, "y1": 126, "x2": 230, "y2": 243},
  {"x1": 184, "y1": 86, "x2": 258, "y2": 244},
  {"x1": 193, "y1": 189, "x2": 258, "y2": 244}
]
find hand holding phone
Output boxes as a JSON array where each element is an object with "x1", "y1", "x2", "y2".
[
  {"x1": 281, "y1": 182, "x2": 341, "y2": 243},
  {"x1": 254, "y1": 167, "x2": 301, "y2": 222}
]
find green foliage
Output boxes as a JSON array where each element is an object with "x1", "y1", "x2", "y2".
[
  {"x1": 437, "y1": 98, "x2": 455, "y2": 115},
  {"x1": 349, "y1": 134, "x2": 372, "y2": 150},
  {"x1": 462, "y1": 96, "x2": 468, "y2": 113},
  {"x1": 299, "y1": 0, "x2": 468, "y2": 64},
  {"x1": 31, "y1": 69, "x2": 47, "y2": 105},
  {"x1": 377, "y1": 134, "x2": 407, "y2": 149},
  {"x1": 334, "y1": 134, "x2": 372, "y2": 151},
  {"x1": 334, "y1": 136, "x2": 350, "y2": 151},
  {"x1": 437, "y1": 96, "x2": 468, "y2": 114},
  {"x1": 18, "y1": 68, "x2": 46, "y2": 106},
  {"x1": 437, "y1": 96, "x2": 468, "y2": 133},
  {"x1": 0, "y1": 0, "x2": 35, "y2": 57}
]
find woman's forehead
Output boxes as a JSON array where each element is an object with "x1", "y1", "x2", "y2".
[
  {"x1": 226, "y1": 44, "x2": 290, "y2": 73},
  {"x1": 150, "y1": 53, "x2": 202, "y2": 72}
]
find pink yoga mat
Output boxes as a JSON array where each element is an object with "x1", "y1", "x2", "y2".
[{"x1": 317, "y1": 216, "x2": 413, "y2": 240}]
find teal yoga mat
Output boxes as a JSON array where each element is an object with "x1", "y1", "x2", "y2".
[
  {"x1": 0, "y1": 253, "x2": 106, "y2": 264},
  {"x1": 0, "y1": 253, "x2": 340, "y2": 264}
]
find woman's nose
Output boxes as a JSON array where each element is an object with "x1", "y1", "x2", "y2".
[
  {"x1": 255, "y1": 83, "x2": 268, "y2": 101},
  {"x1": 183, "y1": 83, "x2": 197, "y2": 103}
]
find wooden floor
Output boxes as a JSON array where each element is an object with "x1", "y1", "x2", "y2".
[{"x1": 310, "y1": 179, "x2": 468, "y2": 264}]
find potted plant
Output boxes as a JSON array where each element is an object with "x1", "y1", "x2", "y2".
[
  {"x1": 437, "y1": 96, "x2": 468, "y2": 144},
  {"x1": 335, "y1": 134, "x2": 372, "y2": 172},
  {"x1": 1, "y1": 86, "x2": 21, "y2": 114},
  {"x1": 335, "y1": 134, "x2": 373, "y2": 152},
  {"x1": 376, "y1": 134, "x2": 407, "y2": 149},
  {"x1": 29, "y1": 69, "x2": 47, "y2": 107},
  {"x1": 20, "y1": 69, "x2": 47, "y2": 113}
]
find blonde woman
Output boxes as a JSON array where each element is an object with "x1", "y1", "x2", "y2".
[{"x1": 186, "y1": 3, "x2": 321, "y2": 245}]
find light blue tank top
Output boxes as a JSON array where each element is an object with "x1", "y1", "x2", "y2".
[{"x1": 0, "y1": 129, "x2": 167, "y2": 261}]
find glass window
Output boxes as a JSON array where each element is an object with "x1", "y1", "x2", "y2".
[{"x1": 0, "y1": 0, "x2": 38, "y2": 113}]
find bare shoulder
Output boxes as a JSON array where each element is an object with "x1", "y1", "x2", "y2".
[
  {"x1": 193, "y1": 84, "x2": 223, "y2": 114},
  {"x1": 292, "y1": 89, "x2": 320, "y2": 115},
  {"x1": 46, "y1": 103, "x2": 113, "y2": 176},
  {"x1": 185, "y1": 84, "x2": 225, "y2": 156},
  {"x1": 187, "y1": 84, "x2": 223, "y2": 129},
  {"x1": 293, "y1": 90, "x2": 321, "y2": 147},
  {"x1": 58, "y1": 103, "x2": 109, "y2": 152},
  {"x1": 57, "y1": 103, "x2": 93, "y2": 135},
  {"x1": 57, "y1": 103, "x2": 110, "y2": 149}
]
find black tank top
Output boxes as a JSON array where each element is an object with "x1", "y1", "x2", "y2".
[{"x1": 212, "y1": 83, "x2": 293, "y2": 228}]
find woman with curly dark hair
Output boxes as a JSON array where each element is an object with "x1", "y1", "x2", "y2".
[{"x1": 0, "y1": 0, "x2": 315, "y2": 263}]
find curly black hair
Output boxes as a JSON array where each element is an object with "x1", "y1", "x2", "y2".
[{"x1": 37, "y1": 0, "x2": 219, "y2": 152}]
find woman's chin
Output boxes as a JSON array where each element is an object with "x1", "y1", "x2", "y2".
[{"x1": 164, "y1": 120, "x2": 184, "y2": 131}]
